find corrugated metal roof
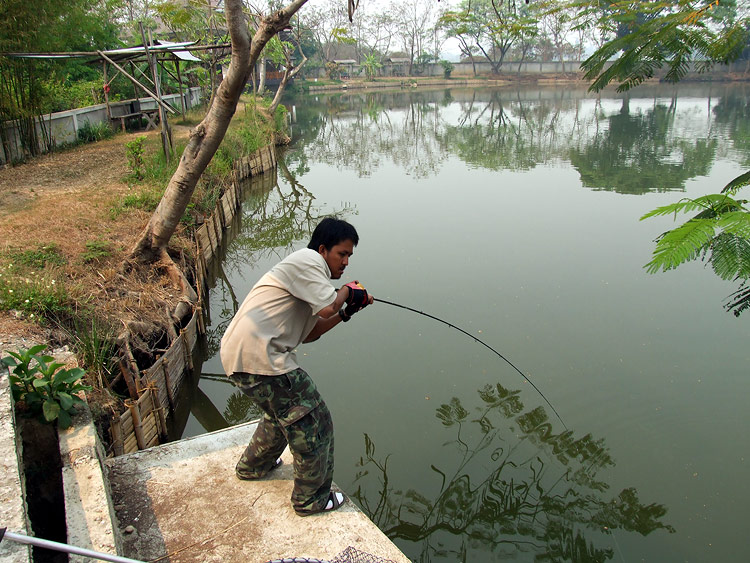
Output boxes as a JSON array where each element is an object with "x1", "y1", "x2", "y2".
[{"x1": 3, "y1": 41, "x2": 202, "y2": 62}]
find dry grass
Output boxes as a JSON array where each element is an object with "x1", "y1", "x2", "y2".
[{"x1": 0, "y1": 125, "x2": 194, "y2": 355}]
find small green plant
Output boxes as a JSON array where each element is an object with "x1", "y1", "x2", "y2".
[
  {"x1": 360, "y1": 54, "x2": 382, "y2": 80},
  {"x1": 81, "y1": 238, "x2": 112, "y2": 263},
  {"x1": 439, "y1": 60, "x2": 454, "y2": 79},
  {"x1": 111, "y1": 187, "x2": 163, "y2": 218},
  {"x1": 4, "y1": 243, "x2": 66, "y2": 269},
  {"x1": 77, "y1": 121, "x2": 114, "y2": 144},
  {"x1": 69, "y1": 317, "x2": 117, "y2": 389},
  {"x1": 1, "y1": 345, "x2": 91, "y2": 428},
  {"x1": 125, "y1": 136, "x2": 146, "y2": 180}
]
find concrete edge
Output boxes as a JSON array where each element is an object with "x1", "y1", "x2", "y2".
[
  {"x1": 0, "y1": 373, "x2": 31, "y2": 562},
  {"x1": 58, "y1": 400, "x2": 123, "y2": 562}
]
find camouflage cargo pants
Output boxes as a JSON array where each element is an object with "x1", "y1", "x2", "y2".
[{"x1": 228, "y1": 368, "x2": 334, "y2": 515}]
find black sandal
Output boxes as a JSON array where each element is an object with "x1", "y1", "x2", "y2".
[{"x1": 297, "y1": 491, "x2": 346, "y2": 516}]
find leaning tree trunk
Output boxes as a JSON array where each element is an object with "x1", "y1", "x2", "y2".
[{"x1": 129, "y1": 0, "x2": 310, "y2": 271}]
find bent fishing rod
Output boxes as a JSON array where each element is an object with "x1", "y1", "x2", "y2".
[{"x1": 373, "y1": 297, "x2": 567, "y2": 430}]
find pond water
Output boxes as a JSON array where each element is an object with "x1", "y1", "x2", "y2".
[{"x1": 183, "y1": 84, "x2": 750, "y2": 562}]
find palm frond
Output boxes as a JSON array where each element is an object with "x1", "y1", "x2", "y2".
[
  {"x1": 644, "y1": 218, "x2": 717, "y2": 274},
  {"x1": 717, "y1": 211, "x2": 750, "y2": 239},
  {"x1": 708, "y1": 232, "x2": 750, "y2": 281},
  {"x1": 721, "y1": 170, "x2": 750, "y2": 195},
  {"x1": 640, "y1": 194, "x2": 743, "y2": 220}
]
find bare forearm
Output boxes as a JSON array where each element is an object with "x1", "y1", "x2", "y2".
[
  {"x1": 303, "y1": 313, "x2": 343, "y2": 342},
  {"x1": 317, "y1": 286, "x2": 350, "y2": 319}
]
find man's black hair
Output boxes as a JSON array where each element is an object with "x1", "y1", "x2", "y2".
[{"x1": 307, "y1": 217, "x2": 359, "y2": 251}]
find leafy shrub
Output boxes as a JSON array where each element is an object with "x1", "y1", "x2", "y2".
[
  {"x1": 77, "y1": 121, "x2": 114, "y2": 143},
  {"x1": 440, "y1": 60, "x2": 455, "y2": 79},
  {"x1": 125, "y1": 136, "x2": 146, "y2": 180},
  {"x1": 1, "y1": 345, "x2": 91, "y2": 428}
]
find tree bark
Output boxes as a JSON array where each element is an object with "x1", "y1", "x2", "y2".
[{"x1": 129, "y1": 0, "x2": 311, "y2": 267}]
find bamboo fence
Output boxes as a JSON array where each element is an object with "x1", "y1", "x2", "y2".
[{"x1": 109, "y1": 144, "x2": 277, "y2": 456}]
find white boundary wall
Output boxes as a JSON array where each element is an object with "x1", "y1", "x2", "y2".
[
  {"x1": 308, "y1": 59, "x2": 750, "y2": 80},
  {"x1": 1, "y1": 87, "x2": 202, "y2": 166}
]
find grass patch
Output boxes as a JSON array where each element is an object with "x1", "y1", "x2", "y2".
[
  {"x1": 67, "y1": 316, "x2": 118, "y2": 389},
  {"x1": 81, "y1": 239, "x2": 113, "y2": 263},
  {"x1": 77, "y1": 121, "x2": 115, "y2": 144},
  {"x1": 4, "y1": 243, "x2": 67, "y2": 269},
  {"x1": 0, "y1": 266, "x2": 71, "y2": 323}
]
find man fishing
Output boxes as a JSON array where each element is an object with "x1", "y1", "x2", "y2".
[{"x1": 220, "y1": 217, "x2": 373, "y2": 516}]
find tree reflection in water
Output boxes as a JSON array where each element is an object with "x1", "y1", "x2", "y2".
[
  {"x1": 353, "y1": 382, "x2": 674, "y2": 562},
  {"x1": 290, "y1": 87, "x2": 745, "y2": 195}
]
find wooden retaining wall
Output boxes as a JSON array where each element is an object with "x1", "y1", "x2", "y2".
[
  {"x1": 195, "y1": 144, "x2": 276, "y2": 303},
  {"x1": 109, "y1": 144, "x2": 277, "y2": 456}
]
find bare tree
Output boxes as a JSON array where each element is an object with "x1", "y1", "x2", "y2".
[
  {"x1": 128, "y1": 0, "x2": 347, "y2": 303},
  {"x1": 391, "y1": 0, "x2": 438, "y2": 73}
]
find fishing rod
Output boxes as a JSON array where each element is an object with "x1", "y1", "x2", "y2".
[{"x1": 373, "y1": 297, "x2": 567, "y2": 430}]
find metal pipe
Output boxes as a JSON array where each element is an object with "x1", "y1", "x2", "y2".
[
  {"x1": 1, "y1": 529, "x2": 145, "y2": 563},
  {"x1": 374, "y1": 298, "x2": 567, "y2": 430}
]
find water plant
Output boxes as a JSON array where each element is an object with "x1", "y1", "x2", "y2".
[{"x1": 1, "y1": 345, "x2": 91, "y2": 428}]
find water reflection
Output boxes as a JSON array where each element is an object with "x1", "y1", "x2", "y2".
[
  {"x1": 287, "y1": 86, "x2": 750, "y2": 194},
  {"x1": 569, "y1": 97, "x2": 717, "y2": 194},
  {"x1": 353, "y1": 382, "x2": 674, "y2": 562}
]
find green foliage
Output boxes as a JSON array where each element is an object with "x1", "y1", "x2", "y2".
[
  {"x1": 125, "y1": 136, "x2": 146, "y2": 181},
  {"x1": 0, "y1": 265, "x2": 70, "y2": 322},
  {"x1": 77, "y1": 121, "x2": 114, "y2": 144},
  {"x1": 641, "y1": 186, "x2": 750, "y2": 315},
  {"x1": 360, "y1": 54, "x2": 383, "y2": 81},
  {"x1": 0, "y1": 0, "x2": 124, "y2": 157},
  {"x1": 117, "y1": 188, "x2": 163, "y2": 214},
  {"x1": 81, "y1": 239, "x2": 112, "y2": 263},
  {"x1": 4, "y1": 244, "x2": 66, "y2": 270},
  {"x1": 439, "y1": 60, "x2": 455, "y2": 79},
  {"x1": 68, "y1": 317, "x2": 117, "y2": 389},
  {"x1": 1, "y1": 345, "x2": 91, "y2": 428},
  {"x1": 582, "y1": 0, "x2": 749, "y2": 93}
]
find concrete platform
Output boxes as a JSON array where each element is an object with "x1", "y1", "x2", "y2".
[
  {"x1": 105, "y1": 423, "x2": 409, "y2": 563},
  {"x1": 0, "y1": 374, "x2": 31, "y2": 563}
]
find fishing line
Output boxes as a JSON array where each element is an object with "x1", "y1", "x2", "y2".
[{"x1": 374, "y1": 297, "x2": 567, "y2": 430}]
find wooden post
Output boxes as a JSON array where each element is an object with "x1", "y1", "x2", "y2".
[
  {"x1": 181, "y1": 330, "x2": 194, "y2": 371},
  {"x1": 161, "y1": 359, "x2": 175, "y2": 412},
  {"x1": 140, "y1": 23, "x2": 172, "y2": 161},
  {"x1": 118, "y1": 358, "x2": 139, "y2": 399},
  {"x1": 102, "y1": 61, "x2": 111, "y2": 120},
  {"x1": 126, "y1": 399, "x2": 146, "y2": 450},
  {"x1": 147, "y1": 386, "x2": 168, "y2": 442},
  {"x1": 175, "y1": 58, "x2": 187, "y2": 120},
  {"x1": 110, "y1": 413, "x2": 124, "y2": 456}
]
